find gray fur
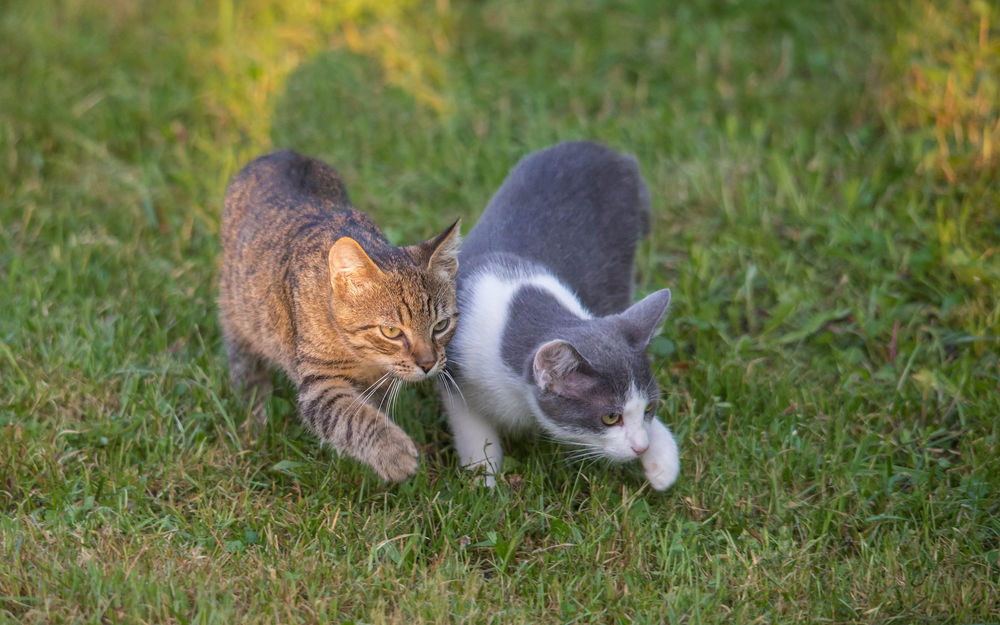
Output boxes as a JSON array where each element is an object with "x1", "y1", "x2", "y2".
[
  {"x1": 459, "y1": 141, "x2": 651, "y2": 316},
  {"x1": 443, "y1": 141, "x2": 680, "y2": 489}
]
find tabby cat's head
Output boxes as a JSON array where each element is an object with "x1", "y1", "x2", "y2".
[
  {"x1": 529, "y1": 289, "x2": 671, "y2": 461},
  {"x1": 328, "y1": 220, "x2": 461, "y2": 381}
]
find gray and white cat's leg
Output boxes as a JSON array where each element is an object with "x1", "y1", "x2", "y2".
[
  {"x1": 441, "y1": 392, "x2": 503, "y2": 487},
  {"x1": 296, "y1": 371, "x2": 418, "y2": 482},
  {"x1": 225, "y1": 337, "x2": 273, "y2": 426},
  {"x1": 641, "y1": 417, "x2": 679, "y2": 491}
]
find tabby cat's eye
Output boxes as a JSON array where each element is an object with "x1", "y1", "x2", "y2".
[
  {"x1": 433, "y1": 318, "x2": 450, "y2": 333},
  {"x1": 601, "y1": 412, "x2": 622, "y2": 426},
  {"x1": 380, "y1": 325, "x2": 402, "y2": 339}
]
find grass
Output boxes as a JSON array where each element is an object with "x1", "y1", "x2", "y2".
[{"x1": 1, "y1": 0, "x2": 999, "y2": 623}]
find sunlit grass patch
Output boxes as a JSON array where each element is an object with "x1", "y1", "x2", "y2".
[{"x1": 879, "y1": 0, "x2": 1000, "y2": 182}]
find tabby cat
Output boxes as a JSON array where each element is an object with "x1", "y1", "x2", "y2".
[
  {"x1": 219, "y1": 150, "x2": 460, "y2": 482},
  {"x1": 441, "y1": 141, "x2": 680, "y2": 490}
]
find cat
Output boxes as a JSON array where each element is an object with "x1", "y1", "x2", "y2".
[
  {"x1": 440, "y1": 141, "x2": 679, "y2": 490},
  {"x1": 219, "y1": 150, "x2": 461, "y2": 482}
]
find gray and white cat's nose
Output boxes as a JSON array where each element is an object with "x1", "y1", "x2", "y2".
[{"x1": 628, "y1": 430, "x2": 650, "y2": 455}]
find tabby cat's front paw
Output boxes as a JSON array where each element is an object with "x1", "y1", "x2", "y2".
[{"x1": 369, "y1": 424, "x2": 420, "y2": 483}]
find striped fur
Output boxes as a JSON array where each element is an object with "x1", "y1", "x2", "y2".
[{"x1": 219, "y1": 150, "x2": 460, "y2": 482}]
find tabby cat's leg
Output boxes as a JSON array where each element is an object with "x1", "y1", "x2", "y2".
[
  {"x1": 640, "y1": 418, "x2": 679, "y2": 491},
  {"x1": 296, "y1": 371, "x2": 418, "y2": 482},
  {"x1": 441, "y1": 391, "x2": 503, "y2": 487},
  {"x1": 225, "y1": 338, "x2": 273, "y2": 425}
]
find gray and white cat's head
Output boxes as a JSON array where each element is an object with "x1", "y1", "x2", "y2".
[{"x1": 522, "y1": 288, "x2": 672, "y2": 461}]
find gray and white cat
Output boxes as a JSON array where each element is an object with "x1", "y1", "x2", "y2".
[{"x1": 441, "y1": 141, "x2": 679, "y2": 490}]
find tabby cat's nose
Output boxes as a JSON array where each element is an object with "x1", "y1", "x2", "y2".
[{"x1": 416, "y1": 360, "x2": 436, "y2": 373}]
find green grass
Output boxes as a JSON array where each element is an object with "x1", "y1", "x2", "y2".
[{"x1": 2, "y1": 0, "x2": 999, "y2": 623}]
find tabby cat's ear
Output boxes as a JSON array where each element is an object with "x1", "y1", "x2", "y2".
[
  {"x1": 414, "y1": 219, "x2": 461, "y2": 280},
  {"x1": 618, "y1": 288, "x2": 671, "y2": 347},
  {"x1": 533, "y1": 339, "x2": 596, "y2": 398},
  {"x1": 329, "y1": 237, "x2": 383, "y2": 291}
]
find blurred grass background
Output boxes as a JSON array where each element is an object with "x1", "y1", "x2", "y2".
[{"x1": 1, "y1": 0, "x2": 998, "y2": 623}]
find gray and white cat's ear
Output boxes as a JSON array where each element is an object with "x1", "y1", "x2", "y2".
[
  {"x1": 329, "y1": 237, "x2": 383, "y2": 291},
  {"x1": 533, "y1": 339, "x2": 596, "y2": 398},
  {"x1": 414, "y1": 219, "x2": 461, "y2": 279},
  {"x1": 618, "y1": 288, "x2": 671, "y2": 347}
]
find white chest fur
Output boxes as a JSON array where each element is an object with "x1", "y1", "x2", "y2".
[
  {"x1": 444, "y1": 265, "x2": 680, "y2": 491},
  {"x1": 451, "y1": 267, "x2": 589, "y2": 430}
]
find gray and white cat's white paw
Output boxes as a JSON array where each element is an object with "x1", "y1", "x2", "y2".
[
  {"x1": 471, "y1": 467, "x2": 499, "y2": 489},
  {"x1": 461, "y1": 452, "x2": 502, "y2": 489},
  {"x1": 640, "y1": 418, "x2": 679, "y2": 491},
  {"x1": 442, "y1": 394, "x2": 504, "y2": 488}
]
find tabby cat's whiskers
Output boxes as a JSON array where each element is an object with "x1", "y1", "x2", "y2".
[
  {"x1": 344, "y1": 371, "x2": 392, "y2": 426},
  {"x1": 379, "y1": 378, "x2": 404, "y2": 424},
  {"x1": 439, "y1": 370, "x2": 467, "y2": 408}
]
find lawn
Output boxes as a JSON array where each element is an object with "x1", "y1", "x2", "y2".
[{"x1": 1, "y1": 0, "x2": 999, "y2": 623}]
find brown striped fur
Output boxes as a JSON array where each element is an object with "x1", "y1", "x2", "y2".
[{"x1": 219, "y1": 150, "x2": 460, "y2": 482}]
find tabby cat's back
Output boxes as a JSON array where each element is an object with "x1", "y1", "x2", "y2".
[
  {"x1": 224, "y1": 151, "x2": 383, "y2": 255},
  {"x1": 223, "y1": 152, "x2": 371, "y2": 367}
]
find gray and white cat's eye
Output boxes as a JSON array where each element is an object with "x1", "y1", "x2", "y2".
[{"x1": 601, "y1": 412, "x2": 622, "y2": 426}]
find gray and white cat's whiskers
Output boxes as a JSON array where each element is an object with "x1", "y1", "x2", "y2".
[
  {"x1": 542, "y1": 434, "x2": 604, "y2": 464},
  {"x1": 566, "y1": 451, "x2": 612, "y2": 470},
  {"x1": 562, "y1": 443, "x2": 606, "y2": 464},
  {"x1": 560, "y1": 440, "x2": 613, "y2": 477},
  {"x1": 644, "y1": 376, "x2": 663, "y2": 404}
]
